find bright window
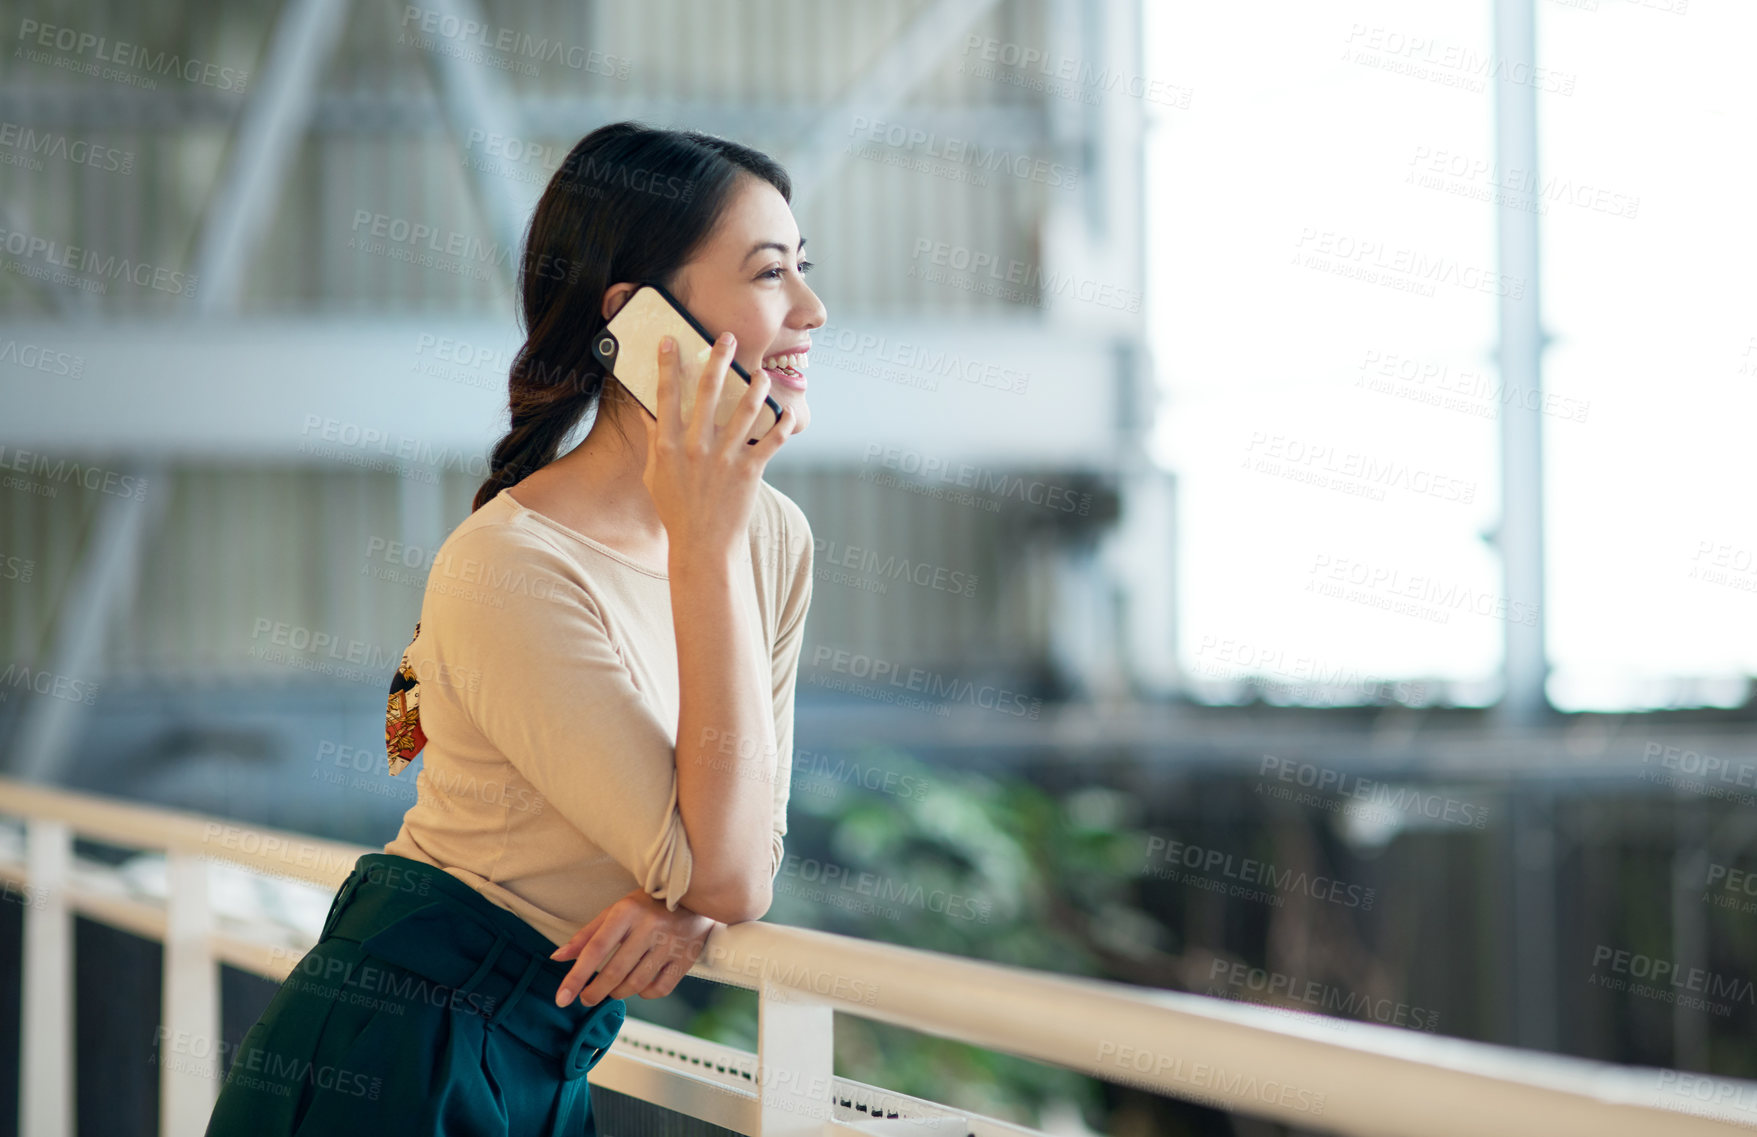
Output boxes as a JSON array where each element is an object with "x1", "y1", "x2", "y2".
[{"x1": 1147, "y1": 0, "x2": 1756, "y2": 711}]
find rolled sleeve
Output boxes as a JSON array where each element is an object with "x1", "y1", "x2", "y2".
[{"x1": 429, "y1": 526, "x2": 695, "y2": 910}]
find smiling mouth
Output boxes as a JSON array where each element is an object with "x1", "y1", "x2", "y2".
[{"x1": 759, "y1": 351, "x2": 807, "y2": 377}]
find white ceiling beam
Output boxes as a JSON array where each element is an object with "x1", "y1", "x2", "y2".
[
  {"x1": 189, "y1": 0, "x2": 351, "y2": 313},
  {"x1": 2, "y1": 316, "x2": 1118, "y2": 467},
  {"x1": 786, "y1": 0, "x2": 1007, "y2": 213}
]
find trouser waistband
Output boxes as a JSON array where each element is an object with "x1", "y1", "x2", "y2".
[{"x1": 315, "y1": 852, "x2": 622, "y2": 1082}]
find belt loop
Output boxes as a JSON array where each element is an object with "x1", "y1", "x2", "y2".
[
  {"x1": 486, "y1": 951, "x2": 545, "y2": 1031},
  {"x1": 318, "y1": 861, "x2": 365, "y2": 943},
  {"x1": 458, "y1": 932, "x2": 511, "y2": 998}
]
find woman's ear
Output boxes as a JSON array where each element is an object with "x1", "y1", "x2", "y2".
[{"x1": 601, "y1": 282, "x2": 640, "y2": 321}]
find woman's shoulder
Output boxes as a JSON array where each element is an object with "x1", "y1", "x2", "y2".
[
  {"x1": 461, "y1": 488, "x2": 639, "y2": 557},
  {"x1": 436, "y1": 495, "x2": 571, "y2": 565},
  {"x1": 421, "y1": 494, "x2": 600, "y2": 613},
  {"x1": 756, "y1": 478, "x2": 812, "y2": 543},
  {"x1": 753, "y1": 478, "x2": 813, "y2": 570}
]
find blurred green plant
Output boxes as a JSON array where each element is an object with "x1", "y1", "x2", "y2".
[{"x1": 672, "y1": 741, "x2": 1169, "y2": 1129}]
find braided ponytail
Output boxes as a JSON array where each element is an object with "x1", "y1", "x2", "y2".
[{"x1": 471, "y1": 348, "x2": 601, "y2": 513}]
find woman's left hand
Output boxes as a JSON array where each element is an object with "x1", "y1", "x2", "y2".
[{"x1": 549, "y1": 887, "x2": 718, "y2": 1006}]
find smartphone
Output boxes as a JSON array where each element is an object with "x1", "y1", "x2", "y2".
[{"x1": 589, "y1": 281, "x2": 783, "y2": 444}]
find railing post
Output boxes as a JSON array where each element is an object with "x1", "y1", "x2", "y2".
[
  {"x1": 160, "y1": 851, "x2": 221, "y2": 1136},
  {"x1": 21, "y1": 819, "x2": 73, "y2": 1137},
  {"x1": 757, "y1": 979, "x2": 835, "y2": 1135}
]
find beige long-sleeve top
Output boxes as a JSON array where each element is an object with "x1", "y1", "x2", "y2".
[{"x1": 383, "y1": 480, "x2": 814, "y2": 948}]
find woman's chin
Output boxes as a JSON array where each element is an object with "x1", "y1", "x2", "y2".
[{"x1": 771, "y1": 390, "x2": 808, "y2": 435}]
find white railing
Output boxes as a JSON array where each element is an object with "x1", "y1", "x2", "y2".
[{"x1": 3, "y1": 773, "x2": 1756, "y2": 1137}]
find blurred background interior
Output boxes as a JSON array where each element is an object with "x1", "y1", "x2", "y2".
[{"x1": 3, "y1": 0, "x2": 1756, "y2": 1134}]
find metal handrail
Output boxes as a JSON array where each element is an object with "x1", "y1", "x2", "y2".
[{"x1": 3, "y1": 773, "x2": 1756, "y2": 1136}]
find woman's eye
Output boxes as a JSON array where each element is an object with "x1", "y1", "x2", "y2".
[{"x1": 761, "y1": 261, "x2": 815, "y2": 280}]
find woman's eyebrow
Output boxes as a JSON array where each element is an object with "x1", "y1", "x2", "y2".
[{"x1": 744, "y1": 236, "x2": 808, "y2": 263}]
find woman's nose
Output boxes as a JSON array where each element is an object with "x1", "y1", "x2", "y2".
[{"x1": 797, "y1": 286, "x2": 827, "y2": 329}]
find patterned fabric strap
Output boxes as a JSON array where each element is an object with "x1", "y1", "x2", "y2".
[{"x1": 385, "y1": 620, "x2": 427, "y2": 776}]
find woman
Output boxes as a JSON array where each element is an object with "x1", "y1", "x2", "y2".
[{"x1": 205, "y1": 120, "x2": 823, "y2": 1136}]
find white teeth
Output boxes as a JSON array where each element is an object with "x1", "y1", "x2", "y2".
[{"x1": 762, "y1": 352, "x2": 808, "y2": 372}]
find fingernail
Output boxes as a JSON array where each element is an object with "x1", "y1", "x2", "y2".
[
  {"x1": 556, "y1": 986, "x2": 573, "y2": 1006},
  {"x1": 718, "y1": 331, "x2": 733, "y2": 347},
  {"x1": 658, "y1": 336, "x2": 674, "y2": 354}
]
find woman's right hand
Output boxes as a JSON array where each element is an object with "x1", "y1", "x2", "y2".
[
  {"x1": 642, "y1": 331, "x2": 796, "y2": 566},
  {"x1": 549, "y1": 887, "x2": 720, "y2": 1006}
]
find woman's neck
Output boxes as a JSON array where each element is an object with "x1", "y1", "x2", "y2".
[{"x1": 526, "y1": 404, "x2": 669, "y2": 555}]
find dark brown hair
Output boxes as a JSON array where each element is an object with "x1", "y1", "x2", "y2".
[{"x1": 470, "y1": 121, "x2": 792, "y2": 513}]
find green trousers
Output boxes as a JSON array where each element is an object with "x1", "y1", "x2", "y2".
[{"x1": 204, "y1": 852, "x2": 625, "y2": 1136}]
